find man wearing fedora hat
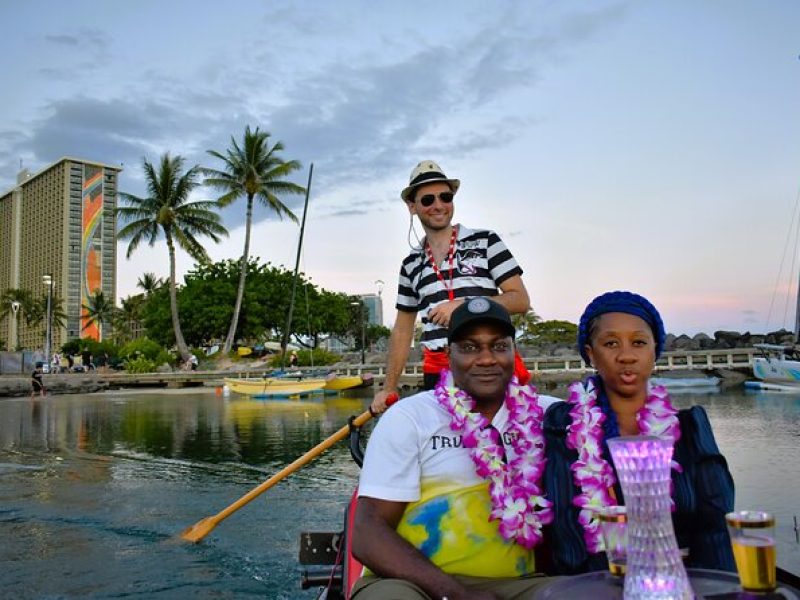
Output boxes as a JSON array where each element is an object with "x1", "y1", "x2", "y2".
[{"x1": 372, "y1": 160, "x2": 532, "y2": 413}]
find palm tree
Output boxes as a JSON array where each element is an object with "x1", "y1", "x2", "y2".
[
  {"x1": 50, "y1": 296, "x2": 68, "y2": 331},
  {"x1": 137, "y1": 272, "x2": 164, "y2": 296},
  {"x1": 203, "y1": 126, "x2": 304, "y2": 354},
  {"x1": 512, "y1": 309, "x2": 542, "y2": 344},
  {"x1": 0, "y1": 288, "x2": 33, "y2": 350},
  {"x1": 26, "y1": 294, "x2": 68, "y2": 348},
  {"x1": 82, "y1": 290, "x2": 117, "y2": 340},
  {"x1": 113, "y1": 295, "x2": 145, "y2": 344},
  {"x1": 117, "y1": 153, "x2": 228, "y2": 361}
]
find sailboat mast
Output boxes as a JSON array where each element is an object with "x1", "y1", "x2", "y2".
[
  {"x1": 280, "y1": 163, "x2": 314, "y2": 369},
  {"x1": 795, "y1": 267, "x2": 800, "y2": 342}
]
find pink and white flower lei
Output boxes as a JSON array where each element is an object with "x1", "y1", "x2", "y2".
[
  {"x1": 566, "y1": 376, "x2": 681, "y2": 553},
  {"x1": 435, "y1": 370, "x2": 553, "y2": 549}
]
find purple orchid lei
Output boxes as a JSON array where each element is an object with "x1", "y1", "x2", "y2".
[
  {"x1": 566, "y1": 376, "x2": 681, "y2": 553},
  {"x1": 435, "y1": 370, "x2": 553, "y2": 549}
]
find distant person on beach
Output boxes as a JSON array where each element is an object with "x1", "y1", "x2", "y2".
[
  {"x1": 81, "y1": 348, "x2": 92, "y2": 372},
  {"x1": 372, "y1": 160, "x2": 532, "y2": 414},
  {"x1": 66, "y1": 352, "x2": 74, "y2": 372},
  {"x1": 51, "y1": 352, "x2": 61, "y2": 374},
  {"x1": 81, "y1": 348, "x2": 93, "y2": 371},
  {"x1": 30, "y1": 363, "x2": 46, "y2": 398},
  {"x1": 289, "y1": 351, "x2": 299, "y2": 368},
  {"x1": 189, "y1": 354, "x2": 199, "y2": 371}
]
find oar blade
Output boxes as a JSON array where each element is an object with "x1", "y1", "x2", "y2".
[
  {"x1": 178, "y1": 409, "x2": 375, "y2": 543},
  {"x1": 180, "y1": 516, "x2": 218, "y2": 543}
]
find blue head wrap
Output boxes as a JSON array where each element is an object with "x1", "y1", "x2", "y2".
[{"x1": 577, "y1": 291, "x2": 665, "y2": 365}]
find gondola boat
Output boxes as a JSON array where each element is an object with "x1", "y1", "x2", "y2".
[{"x1": 298, "y1": 417, "x2": 800, "y2": 599}]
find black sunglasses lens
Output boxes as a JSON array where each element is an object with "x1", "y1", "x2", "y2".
[{"x1": 418, "y1": 192, "x2": 454, "y2": 207}]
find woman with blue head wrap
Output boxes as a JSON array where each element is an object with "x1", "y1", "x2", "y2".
[{"x1": 541, "y1": 291, "x2": 736, "y2": 575}]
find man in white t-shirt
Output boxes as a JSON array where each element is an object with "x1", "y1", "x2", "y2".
[{"x1": 352, "y1": 298, "x2": 561, "y2": 600}]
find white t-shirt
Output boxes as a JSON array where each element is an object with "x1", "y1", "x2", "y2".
[{"x1": 359, "y1": 389, "x2": 561, "y2": 578}]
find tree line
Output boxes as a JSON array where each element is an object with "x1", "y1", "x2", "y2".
[
  {"x1": 117, "y1": 260, "x2": 388, "y2": 351},
  {"x1": 116, "y1": 126, "x2": 299, "y2": 362},
  {"x1": 2, "y1": 125, "x2": 573, "y2": 358},
  {"x1": 1, "y1": 126, "x2": 388, "y2": 359}
]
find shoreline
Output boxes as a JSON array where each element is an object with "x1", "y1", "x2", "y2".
[{"x1": 1, "y1": 366, "x2": 748, "y2": 400}]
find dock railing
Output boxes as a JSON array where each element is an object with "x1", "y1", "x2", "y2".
[{"x1": 2, "y1": 348, "x2": 758, "y2": 389}]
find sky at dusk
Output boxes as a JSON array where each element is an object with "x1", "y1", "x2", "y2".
[{"x1": 2, "y1": 1, "x2": 799, "y2": 336}]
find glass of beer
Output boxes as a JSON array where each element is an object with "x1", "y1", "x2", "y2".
[
  {"x1": 725, "y1": 510, "x2": 776, "y2": 593},
  {"x1": 599, "y1": 505, "x2": 628, "y2": 577}
]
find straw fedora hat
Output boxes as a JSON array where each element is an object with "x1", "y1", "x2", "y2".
[{"x1": 400, "y1": 160, "x2": 461, "y2": 202}]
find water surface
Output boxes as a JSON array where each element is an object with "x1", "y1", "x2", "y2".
[{"x1": 0, "y1": 385, "x2": 798, "y2": 598}]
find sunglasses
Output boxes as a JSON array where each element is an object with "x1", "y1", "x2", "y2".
[{"x1": 417, "y1": 192, "x2": 454, "y2": 207}]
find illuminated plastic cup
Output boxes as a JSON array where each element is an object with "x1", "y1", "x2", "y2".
[
  {"x1": 726, "y1": 510, "x2": 776, "y2": 593},
  {"x1": 599, "y1": 505, "x2": 627, "y2": 577},
  {"x1": 608, "y1": 436, "x2": 692, "y2": 599}
]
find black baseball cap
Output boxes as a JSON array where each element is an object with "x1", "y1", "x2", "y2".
[{"x1": 448, "y1": 297, "x2": 516, "y2": 343}]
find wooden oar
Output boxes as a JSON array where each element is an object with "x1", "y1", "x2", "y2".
[{"x1": 180, "y1": 393, "x2": 397, "y2": 543}]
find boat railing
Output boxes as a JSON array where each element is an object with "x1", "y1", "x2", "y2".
[{"x1": 753, "y1": 343, "x2": 800, "y2": 361}]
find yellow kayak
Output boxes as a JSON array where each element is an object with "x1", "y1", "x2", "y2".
[
  {"x1": 224, "y1": 377, "x2": 325, "y2": 397},
  {"x1": 237, "y1": 346, "x2": 253, "y2": 357},
  {"x1": 322, "y1": 375, "x2": 367, "y2": 391}
]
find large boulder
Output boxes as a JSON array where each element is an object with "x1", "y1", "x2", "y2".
[
  {"x1": 0, "y1": 375, "x2": 108, "y2": 397},
  {"x1": 551, "y1": 346, "x2": 577, "y2": 357},
  {"x1": 663, "y1": 333, "x2": 677, "y2": 352},
  {"x1": 672, "y1": 334, "x2": 698, "y2": 351},
  {"x1": 765, "y1": 329, "x2": 795, "y2": 345},
  {"x1": 693, "y1": 333, "x2": 715, "y2": 350},
  {"x1": 714, "y1": 330, "x2": 742, "y2": 349}
]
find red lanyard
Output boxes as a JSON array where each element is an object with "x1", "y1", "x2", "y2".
[{"x1": 424, "y1": 225, "x2": 458, "y2": 301}]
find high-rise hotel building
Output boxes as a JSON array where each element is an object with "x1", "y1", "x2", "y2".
[
  {"x1": 0, "y1": 158, "x2": 121, "y2": 350},
  {"x1": 360, "y1": 293, "x2": 384, "y2": 326}
]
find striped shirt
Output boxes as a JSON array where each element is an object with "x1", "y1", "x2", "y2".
[{"x1": 396, "y1": 225, "x2": 523, "y2": 350}]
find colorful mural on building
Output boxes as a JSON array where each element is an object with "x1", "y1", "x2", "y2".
[{"x1": 81, "y1": 165, "x2": 103, "y2": 340}]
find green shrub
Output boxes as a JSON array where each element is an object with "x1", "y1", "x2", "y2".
[
  {"x1": 155, "y1": 350, "x2": 174, "y2": 366},
  {"x1": 268, "y1": 348, "x2": 341, "y2": 367},
  {"x1": 61, "y1": 338, "x2": 119, "y2": 358},
  {"x1": 119, "y1": 338, "x2": 171, "y2": 362},
  {"x1": 124, "y1": 356, "x2": 158, "y2": 373}
]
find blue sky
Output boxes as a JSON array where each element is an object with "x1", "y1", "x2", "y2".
[{"x1": 2, "y1": 1, "x2": 799, "y2": 335}]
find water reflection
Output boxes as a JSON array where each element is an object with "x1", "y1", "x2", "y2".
[
  {"x1": 671, "y1": 388, "x2": 800, "y2": 573},
  {"x1": 1, "y1": 391, "x2": 366, "y2": 468},
  {"x1": 0, "y1": 390, "x2": 370, "y2": 599}
]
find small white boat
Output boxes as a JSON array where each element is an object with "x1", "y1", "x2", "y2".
[
  {"x1": 744, "y1": 379, "x2": 800, "y2": 393},
  {"x1": 650, "y1": 376, "x2": 721, "y2": 392},
  {"x1": 752, "y1": 343, "x2": 800, "y2": 385}
]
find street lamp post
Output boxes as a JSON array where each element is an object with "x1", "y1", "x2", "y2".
[
  {"x1": 350, "y1": 301, "x2": 366, "y2": 365},
  {"x1": 374, "y1": 279, "x2": 385, "y2": 328},
  {"x1": 42, "y1": 274, "x2": 53, "y2": 368},
  {"x1": 9, "y1": 301, "x2": 21, "y2": 351}
]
